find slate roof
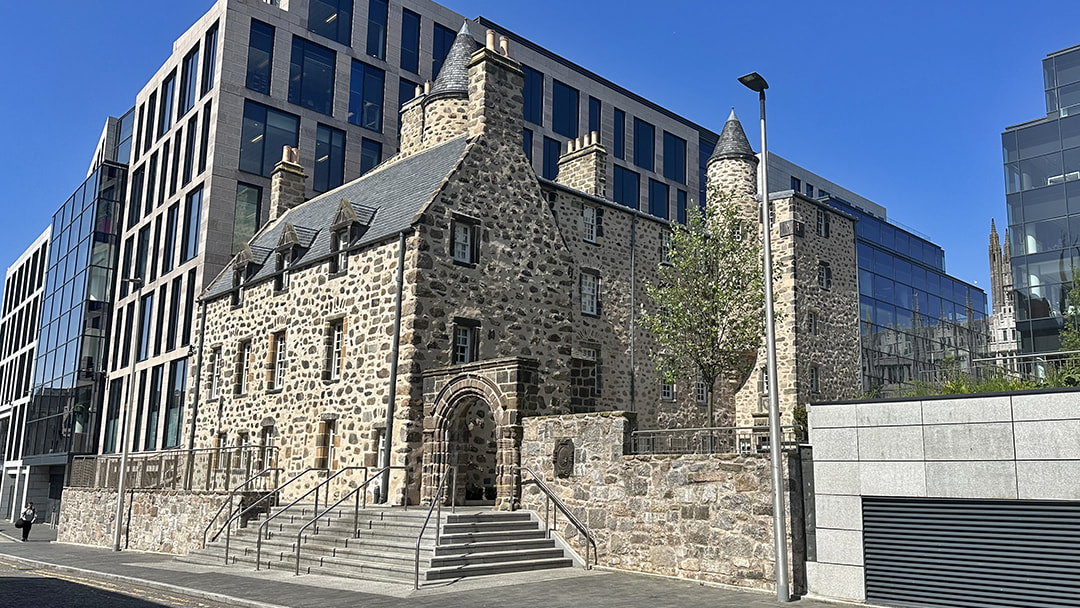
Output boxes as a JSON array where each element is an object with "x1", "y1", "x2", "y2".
[
  {"x1": 429, "y1": 22, "x2": 479, "y2": 97},
  {"x1": 709, "y1": 109, "x2": 757, "y2": 163},
  {"x1": 205, "y1": 136, "x2": 470, "y2": 299}
]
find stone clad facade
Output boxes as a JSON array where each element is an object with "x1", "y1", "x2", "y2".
[{"x1": 187, "y1": 27, "x2": 861, "y2": 508}]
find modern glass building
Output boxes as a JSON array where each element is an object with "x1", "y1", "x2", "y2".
[
  {"x1": 1002, "y1": 44, "x2": 1080, "y2": 354},
  {"x1": 769, "y1": 154, "x2": 989, "y2": 395},
  {"x1": 23, "y1": 161, "x2": 126, "y2": 468}
]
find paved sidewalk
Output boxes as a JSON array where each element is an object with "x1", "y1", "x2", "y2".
[{"x1": 0, "y1": 523, "x2": 858, "y2": 608}]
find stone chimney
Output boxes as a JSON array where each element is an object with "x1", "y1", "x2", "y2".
[
  {"x1": 397, "y1": 84, "x2": 427, "y2": 158},
  {"x1": 270, "y1": 145, "x2": 307, "y2": 221},
  {"x1": 705, "y1": 109, "x2": 758, "y2": 223},
  {"x1": 466, "y1": 30, "x2": 525, "y2": 151},
  {"x1": 555, "y1": 131, "x2": 607, "y2": 197}
]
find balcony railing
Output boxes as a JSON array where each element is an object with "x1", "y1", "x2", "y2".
[
  {"x1": 630, "y1": 425, "x2": 802, "y2": 456},
  {"x1": 69, "y1": 445, "x2": 279, "y2": 493}
]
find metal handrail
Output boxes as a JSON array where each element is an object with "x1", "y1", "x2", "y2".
[
  {"x1": 294, "y1": 465, "x2": 406, "y2": 575},
  {"x1": 70, "y1": 445, "x2": 279, "y2": 491},
  {"x1": 253, "y1": 467, "x2": 356, "y2": 570},
  {"x1": 413, "y1": 465, "x2": 457, "y2": 589},
  {"x1": 202, "y1": 466, "x2": 283, "y2": 549},
  {"x1": 516, "y1": 465, "x2": 598, "y2": 569},
  {"x1": 220, "y1": 467, "x2": 327, "y2": 565}
]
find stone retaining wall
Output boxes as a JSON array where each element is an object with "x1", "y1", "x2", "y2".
[
  {"x1": 58, "y1": 488, "x2": 230, "y2": 555},
  {"x1": 521, "y1": 412, "x2": 794, "y2": 591}
]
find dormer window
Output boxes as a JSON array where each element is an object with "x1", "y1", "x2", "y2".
[
  {"x1": 276, "y1": 248, "x2": 295, "y2": 292},
  {"x1": 231, "y1": 265, "x2": 248, "y2": 307},
  {"x1": 330, "y1": 227, "x2": 352, "y2": 274}
]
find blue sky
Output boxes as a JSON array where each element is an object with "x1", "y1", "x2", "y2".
[{"x1": 1, "y1": 0, "x2": 1079, "y2": 300}]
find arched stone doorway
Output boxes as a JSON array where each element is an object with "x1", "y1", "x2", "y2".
[
  {"x1": 421, "y1": 358, "x2": 541, "y2": 510},
  {"x1": 447, "y1": 395, "x2": 498, "y2": 505}
]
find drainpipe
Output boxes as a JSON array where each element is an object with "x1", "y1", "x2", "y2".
[
  {"x1": 629, "y1": 215, "x2": 637, "y2": 413},
  {"x1": 185, "y1": 295, "x2": 208, "y2": 489},
  {"x1": 380, "y1": 230, "x2": 408, "y2": 501}
]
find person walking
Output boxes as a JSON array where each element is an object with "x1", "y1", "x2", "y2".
[{"x1": 17, "y1": 502, "x2": 35, "y2": 542}]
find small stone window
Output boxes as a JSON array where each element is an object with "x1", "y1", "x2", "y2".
[
  {"x1": 808, "y1": 311, "x2": 818, "y2": 336},
  {"x1": 580, "y1": 270, "x2": 600, "y2": 317},
  {"x1": 236, "y1": 340, "x2": 252, "y2": 396},
  {"x1": 816, "y1": 209, "x2": 830, "y2": 238},
  {"x1": 583, "y1": 205, "x2": 598, "y2": 243},
  {"x1": 810, "y1": 365, "x2": 820, "y2": 394},
  {"x1": 661, "y1": 230, "x2": 673, "y2": 265},
  {"x1": 209, "y1": 347, "x2": 222, "y2": 400},
  {"x1": 231, "y1": 265, "x2": 248, "y2": 307},
  {"x1": 695, "y1": 380, "x2": 708, "y2": 405},
  {"x1": 817, "y1": 262, "x2": 832, "y2": 290},
  {"x1": 270, "y1": 331, "x2": 287, "y2": 391},
  {"x1": 324, "y1": 318, "x2": 345, "y2": 382},
  {"x1": 330, "y1": 228, "x2": 352, "y2": 274},
  {"x1": 450, "y1": 214, "x2": 480, "y2": 265},
  {"x1": 661, "y1": 380, "x2": 675, "y2": 401},
  {"x1": 453, "y1": 318, "x2": 480, "y2": 365},
  {"x1": 581, "y1": 343, "x2": 602, "y2": 396}
]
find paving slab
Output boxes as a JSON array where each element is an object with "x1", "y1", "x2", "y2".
[{"x1": 0, "y1": 523, "x2": 868, "y2": 608}]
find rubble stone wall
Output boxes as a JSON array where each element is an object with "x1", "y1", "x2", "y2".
[
  {"x1": 521, "y1": 412, "x2": 794, "y2": 591},
  {"x1": 58, "y1": 487, "x2": 229, "y2": 555}
]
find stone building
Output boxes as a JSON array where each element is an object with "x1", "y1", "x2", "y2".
[
  {"x1": 988, "y1": 219, "x2": 1020, "y2": 371},
  {"x1": 188, "y1": 28, "x2": 860, "y2": 506}
]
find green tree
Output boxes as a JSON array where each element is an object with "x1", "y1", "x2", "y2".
[
  {"x1": 1060, "y1": 271, "x2": 1080, "y2": 354},
  {"x1": 639, "y1": 194, "x2": 765, "y2": 428}
]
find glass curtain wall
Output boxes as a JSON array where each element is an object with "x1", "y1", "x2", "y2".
[{"x1": 24, "y1": 163, "x2": 126, "y2": 462}]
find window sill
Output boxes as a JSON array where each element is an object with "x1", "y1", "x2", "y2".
[
  {"x1": 274, "y1": 288, "x2": 290, "y2": 296},
  {"x1": 234, "y1": 392, "x2": 249, "y2": 399},
  {"x1": 583, "y1": 238, "x2": 599, "y2": 246},
  {"x1": 452, "y1": 259, "x2": 477, "y2": 269},
  {"x1": 581, "y1": 311, "x2": 600, "y2": 319},
  {"x1": 267, "y1": 388, "x2": 283, "y2": 395},
  {"x1": 329, "y1": 270, "x2": 347, "y2": 280}
]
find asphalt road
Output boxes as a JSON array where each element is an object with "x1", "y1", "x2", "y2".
[{"x1": 0, "y1": 558, "x2": 236, "y2": 608}]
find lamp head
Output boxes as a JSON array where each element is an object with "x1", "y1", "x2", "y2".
[{"x1": 738, "y1": 72, "x2": 769, "y2": 93}]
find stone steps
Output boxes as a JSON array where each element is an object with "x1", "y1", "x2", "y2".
[{"x1": 183, "y1": 504, "x2": 577, "y2": 584}]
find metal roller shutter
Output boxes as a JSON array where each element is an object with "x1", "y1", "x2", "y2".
[{"x1": 862, "y1": 497, "x2": 1080, "y2": 608}]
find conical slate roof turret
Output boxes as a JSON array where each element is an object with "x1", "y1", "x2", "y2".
[
  {"x1": 429, "y1": 21, "x2": 480, "y2": 96},
  {"x1": 709, "y1": 109, "x2": 758, "y2": 164}
]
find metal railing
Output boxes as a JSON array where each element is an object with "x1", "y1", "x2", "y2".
[
  {"x1": 201, "y1": 466, "x2": 284, "y2": 549},
  {"x1": 70, "y1": 445, "x2": 278, "y2": 492},
  {"x1": 294, "y1": 466, "x2": 407, "y2": 575},
  {"x1": 414, "y1": 465, "x2": 457, "y2": 589},
  {"x1": 517, "y1": 466, "x2": 597, "y2": 569},
  {"x1": 217, "y1": 467, "x2": 326, "y2": 566},
  {"x1": 630, "y1": 425, "x2": 801, "y2": 455}
]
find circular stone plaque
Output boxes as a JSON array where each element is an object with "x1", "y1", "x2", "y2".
[{"x1": 553, "y1": 438, "x2": 574, "y2": 478}]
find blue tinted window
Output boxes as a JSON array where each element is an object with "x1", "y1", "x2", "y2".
[
  {"x1": 552, "y1": 79, "x2": 579, "y2": 139},
  {"x1": 859, "y1": 269, "x2": 874, "y2": 297},
  {"x1": 314, "y1": 124, "x2": 346, "y2": 193},
  {"x1": 613, "y1": 165, "x2": 639, "y2": 208},
  {"x1": 246, "y1": 20, "x2": 275, "y2": 94},
  {"x1": 178, "y1": 46, "x2": 200, "y2": 118},
  {"x1": 399, "y1": 78, "x2": 418, "y2": 108},
  {"x1": 613, "y1": 109, "x2": 625, "y2": 160},
  {"x1": 857, "y1": 243, "x2": 874, "y2": 270},
  {"x1": 676, "y1": 190, "x2": 687, "y2": 224},
  {"x1": 181, "y1": 187, "x2": 203, "y2": 263},
  {"x1": 159, "y1": 72, "x2": 175, "y2": 137},
  {"x1": 663, "y1": 132, "x2": 686, "y2": 184},
  {"x1": 648, "y1": 179, "x2": 668, "y2": 219},
  {"x1": 289, "y1": 37, "x2": 336, "y2": 115},
  {"x1": 400, "y1": 9, "x2": 420, "y2": 74},
  {"x1": 360, "y1": 138, "x2": 381, "y2": 175},
  {"x1": 523, "y1": 128, "x2": 533, "y2": 161},
  {"x1": 308, "y1": 0, "x2": 353, "y2": 45},
  {"x1": 633, "y1": 118, "x2": 654, "y2": 171},
  {"x1": 522, "y1": 65, "x2": 543, "y2": 126},
  {"x1": 432, "y1": 23, "x2": 456, "y2": 79},
  {"x1": 367, "y1": 0, "x2": 388, "y2": 60},
  {"x1": 239, "y1": 101, "x2": 300, "y2": 177},
  {"x1": 349, "y1": 60, "x2": 385, "y2": 132},
  {"x1": 543, "y1": 137, "x2": 561, "y2": 180},
  {"x1": 201, "y1": 23, "x2": 218, "y2": 96},
  {"x1": 589, "y1": 97, "x2": 601, "y2": 134},
  {"x1": 138, "y1": 293, "x2": 154, "y2": 361},
  {"x1": 874, "y1": 251, "x2": 894, "y2": 278},
  {"x1": 232, "y1": 184, "x2": 261, "y2": 254},
  {"x1": 698, "y1": 132, "x2": 716, "y2": 206},
  {"x1": 183, "y1": 115, "x2": 197, "y2": 185},
  {"x1": 163, "y1": 203, "x2": 178, "y2": 274}
]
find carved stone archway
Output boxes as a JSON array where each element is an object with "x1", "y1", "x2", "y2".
[{"x1": 421, "y1": 358, "x2": 540, "y2": 510}]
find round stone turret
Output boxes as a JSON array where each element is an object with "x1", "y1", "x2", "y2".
[
  {"x1": 421, "y1": 21, "x2": 480, "y2": 149},
  {"x1": 706, "y1": 109, "x2": 759, "y2": 221}
]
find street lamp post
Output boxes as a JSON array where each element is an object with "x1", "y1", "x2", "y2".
[
  {"x1": 738, "y1": 71, "x2": 790, "y2": 603},
  {"x1": 113, "y1": 277, "x2": 144, "y2": 552}
]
